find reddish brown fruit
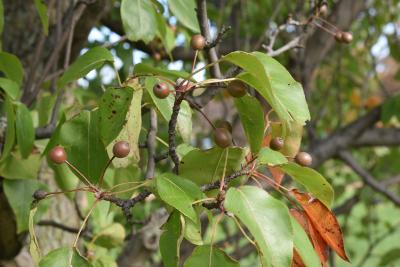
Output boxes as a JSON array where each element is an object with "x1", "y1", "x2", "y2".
[
  {"x1": 216, "y1": 120, "x2": 233, "y2": 133},
  {"x1": 335, "y1": 31, "x2": 343, "y2": 42},
  {"x1": 341, "y1": 32, "x2": 353, "y2": 44},
  {"x1": 49, "y1": 145, "x2": 67, "y2": 164},
  {"x1": 190, "y1": 34, "x2": 206, "y2": 50},
  {"x1": 153, "y1": 82, "x2": 170, "y2": 99},
  {"x1": 33, "y1": 190, "x2": 47, "y2": 200},
  {"x1": 213, "y1": 128, "x2": 232, "y2": 148},
  {"x1": 270, "y1": 137, "x2": 284, "y2": 151},
  {"x1": 295, "y1": 152, "x2": 313, "y2": 167},
  {"x1": 227, "y1": 80, "x2": 247, "y2": 97},
  {"x1": 113, "y1": 141, "x2": 130, "y2": 158}
]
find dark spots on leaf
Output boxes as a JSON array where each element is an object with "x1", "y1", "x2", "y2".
[{"x1": 112, "y1": 110, "x2": 117, "y2": 114}]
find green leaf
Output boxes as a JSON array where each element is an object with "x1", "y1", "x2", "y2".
[
  {"x1": 99, "y1": 87, "x2": 134, "y2": 145},
  {"x1": 234, "y1": 95, "x2": 265, "y2": 154},
  {"x1": 155, "y1": 10, "x2": 176, "y2": 54},
  {"x1": 43, "y1": 113, "x2": 66, "y2": 156},
  {"x1": 290, "y1": 216, "x2": 321, "y2": 267},
  {"x1": 0, "y1": 77, "x2": 20, "y2": 99},
  {"x1": 44, "y1": 115, "x2": 79, "y2": 194},
  {"x1": 183, "y1": 214, "x2": 203, "y2": 245},
  {"x1": 34, "y1": 0, "x2": 49, "y2": 35},
  {"x1": 37, "y1": 92, "x2": 55, "y2": 127},
  {"x1": 378, "y1": 248, "x2": 400, "y2": 266},
  {"x1": 3, "y1": 179, "x2": 48, "y2": 233},
  {"x1": 281, "y1": 162, "x2": 334, "y2": 208},
  {"x1": 272, "y1": 121, "x2": 303, "y2": 158},
  {"x1": 223, "y1": 51, "x2": 310, "y2": 129},
  {"x1": 136, "y1": 63, "x2": 190, "y2": 81},
  {"x1": 29, "y1": 205, "x2": 41, "y2": 265},
  {"x1": 57, "y1": 47, "x2": 113, "y2": 88},
  {"x1": 39, "y1": 247, "x2": 93, "y2": 267},
  {"x1": 121, "y1": 0, "x2": 157, "y2": 43},
  {"x1": 15, "y1": 103, "x2": 35, "y2": 158},
  {"x1": 177, "y1": 100, "x2": 192, "y2": 143},
  {"x1": 113, "y1": 165, "x2": 141, "y2": 198},
  {"x1": 106, "y1": 80, "x2": 142, "y2": 167},
  {"x1": 176, "y1": 143, "x2": 196, "y2": 159},
  {"x1": 58, "y1": 110, "x2": 109, "y2": 184},
  {"x1": 257, "y1": 147, "x2": 288, "y2": 166},
  {"x1": 93, "y1": 223, "x2": 126, "y2": 249},
  {"x1": 0, "y1": 95, "x2": 15, "y2": 161},
  {"x1": 156, "y1": 173, "x2": 199, "y2": 223},
  {"x1": 145, "y1": 77, "x2": 192, "y2": 142},
  {"x1": 180, "y1": 147, "x2": 246, "y2": 185},
  {"x1": 0, "y1": 152, "x2": 41, "y2": 179},
  {"x1": 168, "y1": 0, "x2": 200, "y2": 33},
  {"x1": 253, "y1": 51, "x2": 310, "y2": 124},
  {"x1": 183, "y1": 245, "x2": 239, "y2": 267},
  {"x1": 0, "y1": 51, "x2": 24, "y2": 85},
  {"x1": 224, "y1": 186, "x2": 293, "y2": 267},
  {"x1": 160, "y1": 212, "x2": 183, "y2": 267},
  {"x1": 50, "y1": 161, "x2": 79, "y2": 195}
]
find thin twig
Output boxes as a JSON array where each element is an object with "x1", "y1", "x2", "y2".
[
  {"x1": 168, "y1": 92, "x2": 185, "y2": 174},
  {"x1": 205, "y1": 25, "x2": 231, "y2": 49},
  {"x1": 338, "y1": 151, "x2": 400, "y2": 207},
  {"x1": 37, "y1": 220, "x2": 91, "y2": 238}
]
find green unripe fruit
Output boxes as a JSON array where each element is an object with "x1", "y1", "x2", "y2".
[
  {"x1": 213, "y1": 128, "x2": 232, "y2": 148},
  {"x1": 227, "y1": 80, "x2": 247, "y2": 97}
]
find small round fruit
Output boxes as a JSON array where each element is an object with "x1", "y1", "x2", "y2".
[
  {"x1": 295, "y1": 152, "x2": 313, "y2": 167},
  {"x1": 213, "y1": 128, "x2": 232, "y2": 148},
  {"x1": 270, "y1": 137, "x2": 284, "y2": 151},
  {"x1": 190, "y1": 34, "x2": 206, "y2": 50},
  {"x1": 33, "y1": 189, "x2": 47, "y2": 200},
  {"x1": 49, "y1": 145, "x2": 67, "y2": 164},
  {"x1": 153, "y1": 52, "x2": 161, "y2": 61},
  {"x1": 216, "y1": 120, "x2": 233, "y2": 133},
  {"x1": 113, "y1": 141, "x2": 130, "y2": 158},
  {"x1": 341, "y1": 32, "x2": 353, "y2": 44},
  {"x1": 226, "y1": 80, "x2": 247, "y2": 97},
  {"x1": 335, "y1": 31, "x2": 343, "y2": 42},
  {"x1": 153, "y1": 82, "x2": 169, "y2": 99},
  {"x1": 319, "y1": 4, "x2": 328, "y2": 16}
]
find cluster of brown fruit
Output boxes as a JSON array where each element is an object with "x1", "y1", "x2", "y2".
[
  {"x1": 152, "y1": 35, "x2": 207, "y2": 99},
  {"x1": 48, "y1": 141, "x2": 131, "y2": 165},
  {"x1": 270, "y1": 137, "x2": 312, "y2": 167},
  {"x1": 335, "y1": 31, "x2": 353, "y2": 44}
]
